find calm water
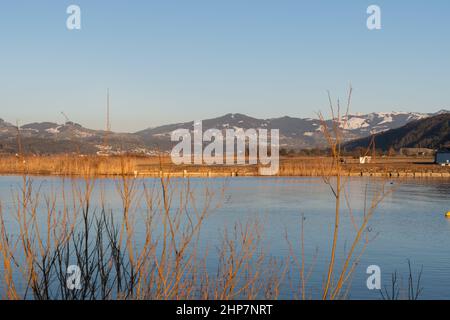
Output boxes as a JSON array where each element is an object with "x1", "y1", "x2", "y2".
[{"x1": 0, "y1": 176, "x2": 449, "y2": 300}]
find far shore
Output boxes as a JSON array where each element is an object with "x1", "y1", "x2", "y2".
[{"x1": 0, "y1": 155, "x2": 449, "y2": 179}]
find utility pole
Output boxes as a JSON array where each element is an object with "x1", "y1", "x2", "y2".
[
  {"x1": 372, "y1": 134, "x2": 376, "y2": 161},
  {"x1": 16, "y1": 120, "x2": 23, "y2": 158}
]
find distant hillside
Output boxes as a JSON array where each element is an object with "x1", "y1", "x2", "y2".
[
  {"x1": 0, "y1": 110, "x2": 447, "y2": 154},
  {"x1": 345, "y1": 113, "x2": 450, "y2": 151},
  {"x1": 135, "y1": 111, "x2": 437, "y2": 151},
  {"x1": 0, "y1": 120, "x2": 147, "y2": 155}
]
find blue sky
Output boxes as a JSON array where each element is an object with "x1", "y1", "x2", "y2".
[{"x1": 0, "y1": 1, "x2": 449, "y2": 131}]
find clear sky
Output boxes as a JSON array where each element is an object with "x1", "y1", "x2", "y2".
[{"x1": 0, "y1": 0, "x2": 449, "y2": 132}]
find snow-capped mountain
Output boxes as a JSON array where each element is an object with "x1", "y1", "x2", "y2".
[
  {"x1": 0, "y1": 120, "x2": 144, "y2": 154},
  {"x1": 345, "y1": 112, "x2": 450, "y2": 151},
  {"x1": 341, "y1": 112, "x2": 429, "y2": 134},
  {"x1": 19, "y1": 121, "x2": 97, "y2": 139},
  {"x1": 0, "y1": 110, "x2": 447, "y2": 154},
  {"x1": 136, "y1": 111, "x2": 445, "y2": 150}
]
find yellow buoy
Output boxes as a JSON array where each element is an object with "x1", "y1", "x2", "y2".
[{"x1": 446, "y1": 212, "x2": 450, "y2": 218}]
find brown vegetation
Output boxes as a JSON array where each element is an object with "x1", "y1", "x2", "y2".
[
  {"x1": 0, "y1": 154, "x2": 448, "y2": 178},
  {"x1": 0, "y1": 172, "x2": 285, "y2": 299}
]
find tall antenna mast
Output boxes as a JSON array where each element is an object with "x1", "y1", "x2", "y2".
[
  {"x1": 16, "y1": 120, "x2": 23, "y2": 158},
  {"x1": 106, "y1": 88, "x2": 111, "y2": 132},
  {"x1": 103, "y1": 89, "x2": 111, "y2": 150}
]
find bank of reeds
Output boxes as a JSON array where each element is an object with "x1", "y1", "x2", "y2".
[
  {"x1": 1, "y1": 154, "x2": 448, "y2": 178},
  {"x1": 0, "y1": 155, "x2": 140, "y2": 176}
]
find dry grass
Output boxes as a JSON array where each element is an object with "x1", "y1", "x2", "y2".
[
  {"x1": 0, "y1": 155, "x2": 257, "y2": 177},
  {"x1": 0, "y1": 154, "x2": 448, "y2": 178},
  {"x1": 0, "y1": 155, "x2": 140, "y2": 176}
]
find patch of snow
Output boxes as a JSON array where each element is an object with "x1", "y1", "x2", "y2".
[
  {"x1": 408, "y1": 113, "x2": 428, "y2": 120},
  {"x1": 303, "y1": 132, "x2": 314, "y2": 137},
  {"x1": 153, "y1": 133, "x2": 170, "y2": 137},
  {"x1": 341, "y1": 117, "x2": 369, "y2": 130},
  {"x1": 46, "y1": 126, "x2": 62, "y2": 134},
  {"x1": 74, "y1": 130, "x2": 94, "y2": 138},
  {"x1": 378, "y1": 115, "x2": 393, "y2": 125}
]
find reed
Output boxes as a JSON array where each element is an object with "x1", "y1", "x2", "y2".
[
  {"x1": 0, "y1": 154, "x2": 448, "y2": 178},
  {"x1": 294, "y1": 87, "x2": 395, "y2": 300},
  {"x1": 0, "y1": 163, "x2": 283, "y2": 300},
  {"x1": 381, "y1": 260, "x2": 423, "y2": 300},
  {"x1": 0, "y1": 155, "x2": 140, "y2": 176}
]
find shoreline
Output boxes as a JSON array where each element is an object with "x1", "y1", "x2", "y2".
[
  {"x1": 0, "y1": 155, "x2": 449, "y2": 179},
  {"x1": 1, "y1": 170, "x2": 449, "y2": 179}
]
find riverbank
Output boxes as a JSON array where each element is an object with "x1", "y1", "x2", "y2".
[{"x1": 1, "y1": 155, "x2": 449, "y2": 178}]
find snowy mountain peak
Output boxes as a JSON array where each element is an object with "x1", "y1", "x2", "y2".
[
  {"x1": 0, "y1": 110, "x2": 442, "y2": 153},
  {"x1": 340, "y1": 111, "x2": 431, "y2": 134}
]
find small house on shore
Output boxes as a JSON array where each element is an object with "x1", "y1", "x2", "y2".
[
  {"x1": 435, "y1": 149, "x2": 450, "y2": 165},
  {"x1": 359, "y1": 156, "x2": 372, "y2": 164}
]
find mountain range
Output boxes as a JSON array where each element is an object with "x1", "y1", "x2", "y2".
[
  {"x1": 0, "y1": 110, "x2": 448, "y2": 155},
  {"x1": 345, "y1": 112, "x2": 450, "y2": 151}
]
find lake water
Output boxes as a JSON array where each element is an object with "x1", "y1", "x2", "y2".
[{"x1": 0, "y1": 176, "x2": 449, "y2": 300}]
